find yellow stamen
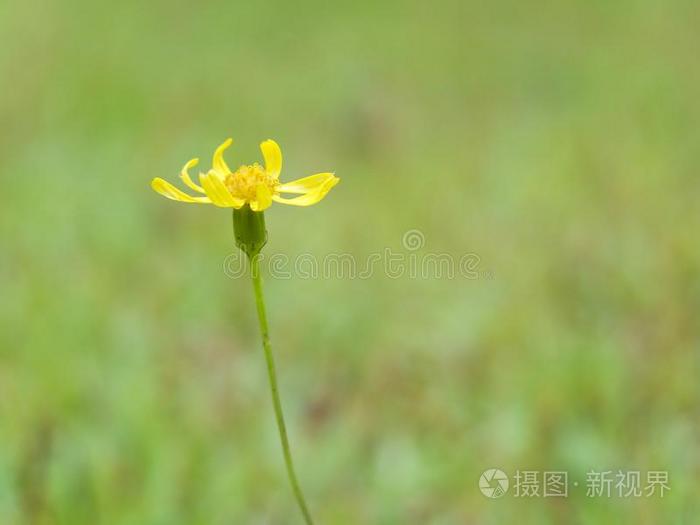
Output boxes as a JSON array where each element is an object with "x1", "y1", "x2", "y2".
[{"x1": 225, "y1": 163, "x2": 278, "y2": 202}]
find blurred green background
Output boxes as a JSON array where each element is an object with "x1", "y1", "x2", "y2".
[{"x1": 1, "y1": 0, "x2": 698, "y2": 523}]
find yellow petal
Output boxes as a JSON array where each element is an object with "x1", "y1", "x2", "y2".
[
  {"x1": 180, "y1": 158, "x2": 206, "y2": 194},
  {"x1": 250, "y1": 184, "x2": 272, "y2": 211},
  {"x1": 277, "y1": 172, "x2": 336, "y2": 194},
  {"x1": 199, "y1": 170, "x2": 244, "y2": 208},
  {"x1": 272, "y1": 176, "x2": 339, "y2": 207},
  {"x1": 212, "y1": 138, "x2": 233, "y2": 177},
  {"x1": 151, "y1": 178, "x2": 211, "y2": 203},
  {"x1": 260, "y1": 139, "x2": 282, "y2": 179}
]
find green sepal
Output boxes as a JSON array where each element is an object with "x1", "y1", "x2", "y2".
[{"x1": 233, "y1": 205, "x2": 267, "y2": 257}]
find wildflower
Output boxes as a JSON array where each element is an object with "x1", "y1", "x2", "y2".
[
  {"x1": 151, "y1": 137, "x2": 337, "y2": 524},
  {"x1": 151, "y1": 138, "x2": 339, "y2": 211}
]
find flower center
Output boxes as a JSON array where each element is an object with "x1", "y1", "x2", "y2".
[{"x1": 224, "y1": 163, "x2": 277, "y2": 201}]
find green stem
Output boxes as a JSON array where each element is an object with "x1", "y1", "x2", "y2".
[{"x1": 249, "y1": 254, "x2": 314, "y2": 525}]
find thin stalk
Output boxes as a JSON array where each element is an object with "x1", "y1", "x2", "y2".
[{"x1": 249, "y1": 254, "x2": 314, "y2": 524}]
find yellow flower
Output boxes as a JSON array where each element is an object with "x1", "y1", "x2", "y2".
[
  {"x1": 151, "y1": 138, "x2": 339, "y2": 211},
  {"x1": 151, "y1": 139, "x2": 340, "y2": 211}
]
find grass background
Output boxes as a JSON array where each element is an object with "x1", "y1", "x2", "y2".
[{"x1": 1, "y1": 0, "x2": 698, "y2": 523}]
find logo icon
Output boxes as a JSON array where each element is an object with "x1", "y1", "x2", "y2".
[
  {"x1": 401, "y1": 229, "x2": 425, "y2": 251},
  {"x1": 479, "y1": 468, "x2": 509, "y2": 498}
]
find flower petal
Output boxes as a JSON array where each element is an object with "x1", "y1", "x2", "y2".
[
  {"x1": 277, "y1": 172, "x2": 336, "y2": 194},
  {"x1": 212, "y1": 138, "x2": 233, "y2": 177},
  {"x1": 260, "y1": 139, "x2": 282, "y2": 179},
  {"x1": 151, "y1": 178, "x2": 211, "y2": 203},
  {"x1": 199, "y1": 170, "x2": 244, "y2": 208},
  {"x1": 250, "y1": 184, "x2": 272, "y2": 211},
  {"x1": 180, "y1": 158, "x2": 206, "y2": 194},
  {"x1": 272, "y1": 175, "x2": 339, "y2": 207}
]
